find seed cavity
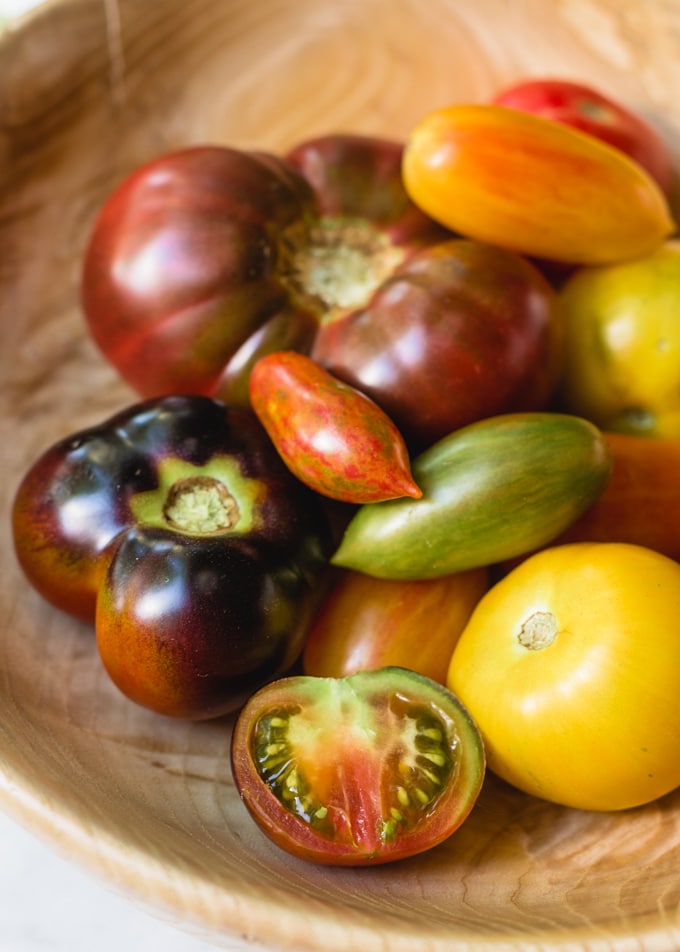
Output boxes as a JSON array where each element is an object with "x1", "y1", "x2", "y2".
[{"x1": 379, "y1": 707, "x2": 455, "y2": 844}]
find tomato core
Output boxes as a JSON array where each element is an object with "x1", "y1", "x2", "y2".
[
  {"x1": 283, "y1": 219, "x2": 405, "y2": 318},
  {"x1": 164, "y1": 476, "x2": 240, "y2": 533},
  {"x1": 517, "y1": 610, "x2": 558, "y2": 650}
]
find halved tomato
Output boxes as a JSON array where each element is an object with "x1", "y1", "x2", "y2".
[{"x1": 230, "y1": 667, "x2": 485, "y2": 865}]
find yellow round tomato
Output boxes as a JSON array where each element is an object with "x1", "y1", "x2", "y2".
[
  {"x1": 559, "y1": 241, "x2": 680, "y2": 437},
  {"x1": 447, "y1": 542, "x2": 680, "y2": 811}
]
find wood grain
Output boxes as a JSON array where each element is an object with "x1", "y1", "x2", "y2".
[{"x1": 2, "y1": 1, "x2": 680, "y2": 950}]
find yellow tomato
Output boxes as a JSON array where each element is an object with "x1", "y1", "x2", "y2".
[
  {"x1": 403, "y1": 104, "x2": 673, "y2": 264},
  {"x1": 559, "y1": 241, "x2": 680, "y2": 437},
  {"x1": 447, "y1": 542, "x2": 680, "y2": 811}
]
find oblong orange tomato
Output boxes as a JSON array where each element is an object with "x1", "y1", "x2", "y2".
[
  {"x1": 303, "y1": 566, "x2": 489, "y2": 684},
  {"x1": 448, "y1": 541, "x2": 680, "y2": 811},
  {"x1": 403, "y1": 104, "x2": 674, "y2": 264}
]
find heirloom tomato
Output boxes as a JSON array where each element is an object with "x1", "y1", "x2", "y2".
[
  {"x1": 331, "y1": 412, "x2": 612, "y2": 579},
  {"x1": 12, "y1": 396, "x2": 330, "y2": 719},
  {"x1": 403, "y1": 104, "x2": 674, "y2": 264},
  {"x1": 448, "y1": 542, "x2": 680, "y2": 811},
  {"x1": 522, "y1": 431, "x2": 680, "y2": 563},
  {"x1": 80, "y1": 135, "x2": 446, "y2": 406},
  {"x1": 81, "y1": 136, "x2": 563, "y2": 452},
  {"x1": 303, "y1": 567, "x2": 488, "y2": 684},
  {"x1": 492, "y1": 78, "x2": 672, "y2": 193},
  {"x1": 559, "y1": 241, "x2": 680, "y2": 437},
  {"x1": 311, "y1": 238, "x2": 563, "y2": 451},
  {"x1": 248, "y1": 351, "x2": 421, "y2": 503},
  {"x1": 231, "y1": 667, "x2": 485, "y2": 865}
]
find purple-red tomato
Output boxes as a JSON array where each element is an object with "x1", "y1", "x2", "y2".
[
  {"x1": 81, "y1": 135, "x2": 563, "y2": 453},
  {"x1": 12, "y1": 395, "x2": 331, "y2": 719},
  {"x1": 249, "y1": 351, "x2": 421, "y2": 503},
  {"x1": 492, "y1": 78, "x2": 672, "y2": 194},
  {"x1": 312, "y1": 239, "x2": 564, "y2": 451},
  {"x1": 80, "y1": 135, "x2": 446, "y2": 407}
]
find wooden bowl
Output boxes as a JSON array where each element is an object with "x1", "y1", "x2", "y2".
[{"x1": 3, "y1": 1, "x2": 680, "y2": 949}]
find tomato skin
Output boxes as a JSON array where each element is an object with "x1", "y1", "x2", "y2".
[
  {"x1": 312, "y1": 238, "x2": 563, "y2": 451},
  {"x1": 81, "y1": 137, "x2": 445, "y2": 405},
  {"x1": 524, "y1": 431, "x2": 680, "y2": 562},
  {"x1": 402, "y1": 104, "x2": 674, "y2": 264},
  {"x1": 331, "y1": 413, "x2": 612, "y2": 579},
  {"x1": 12, "y1": 396, "x2": 331, "y2": 718},
  {"x1": 249, "y1": 351, "x2": 421, "y2": 503},
  {"x1": 303, "y1": 567, "x2": 489, "y2": 683},
  {"x1": 559, "y1": 241, "x2": 680, "y2": 438},
  {"x1": 230, "y1": 667, "x2": 485, "y2": 865},
  {"x1": 448, "y1": 542, "x2": 680, "y2": 811},
  {"x1": 492, "y1": 78, "x2": 672, "y2": 194}
]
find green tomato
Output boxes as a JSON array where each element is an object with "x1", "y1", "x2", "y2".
[{"x1": 331, "y1": 412, "x2": 612, "y2": 579}]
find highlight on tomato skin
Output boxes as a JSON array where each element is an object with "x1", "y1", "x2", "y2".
[{"x1": 230, "y1": 667, "x2": 486, "y2": 866}]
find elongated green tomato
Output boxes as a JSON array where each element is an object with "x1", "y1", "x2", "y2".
[
  {"x1": 249, "y1": 351, "x2": 421, "y2": 503},
  {"x1": 402, "y1": 104, "x2": 674, "y2": 264},
  {"x1": 331, "y1": 412, "x2": 612, "y2": 579},
  {"x1": 447, "y1": 542, "x2": 680, "y2": 811},
  {"x1": 230, "y1": 667, "x2": 485, "y2": 865}
]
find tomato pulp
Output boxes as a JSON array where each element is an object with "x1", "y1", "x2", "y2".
[{"x1": 231, "y1": 668, "x2": 485, "y2": 865}]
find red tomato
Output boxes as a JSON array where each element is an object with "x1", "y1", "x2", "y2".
[
  {"x1": 492, "y1": 78, "x2": 672, "y2": 194},
  {"x1": 249, "y1": 351, "x2": 421, "y2": 503},
  {"x1": 303, "y1": 567, "x2": 489, "y2": 684},
  {"x1": 231, "y1": 667, "x2": 485, "y2": 865}
]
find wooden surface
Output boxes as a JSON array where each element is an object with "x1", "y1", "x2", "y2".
[{"x1": 2, "y1": 1, "x2": 680, "y2": 950}]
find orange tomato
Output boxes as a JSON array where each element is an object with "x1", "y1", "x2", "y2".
[
  {"x1": 448, "y1": 542, "x2": 680, "y2": 811},
  {"x1": 403, "y1": 104, "x2": 673, "y2": 264},
  {"x1": 303, "y1": 567, "x2": 488, "y2": 684},
  {"x1": 548, "y1": 431, "x2": 680, "y2": 560}
]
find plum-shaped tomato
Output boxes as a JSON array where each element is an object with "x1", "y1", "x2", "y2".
[{"x1": 12, "y1": 395, "x2": 331, "y2": 719}]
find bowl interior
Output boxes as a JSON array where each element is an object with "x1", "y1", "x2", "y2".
[{"x1": 2, "y1": 1, "x2": 680, "y2": 949}]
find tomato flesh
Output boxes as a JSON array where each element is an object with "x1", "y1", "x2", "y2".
[{"x1": 231, "y1": 668, "x2": 485, "y2": 865}]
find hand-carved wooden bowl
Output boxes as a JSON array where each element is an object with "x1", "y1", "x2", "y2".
[{"x1": 2, "y1": 1, "x2": 680, "y2": 949}]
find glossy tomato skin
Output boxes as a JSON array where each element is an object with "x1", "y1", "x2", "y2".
[
  {"x1": 559, "y1": 241, "x2": 680, "y2": 437},
  {"x1": 12, "y1": 395, "x2": 331, "y2": 718},
  {"x1": 303, "y1": 567, "x2": 489, "y2": 684},
  {"x1": 492, "y1": 78, "x2": 672, "y2": 194},
  {"x1": 331, "y1": 412, "x2": 612, "y2": 579},
  {"x1": 312, "y1": 239, "x2": 564, "y2": 451},
  {"x1": 81, "y1": 137, "x2": 446, "y2": 405},
  {"x1": 231, "y1": 667, "x2": 485, "y2": 865},
  {"x1": 508, "y1": 431, "x2": 680, "y2": 564},
  {"x1": 403, "y1": 104, "x2": 674, "y2": 265},
  {"x1": 249, "y1": 351, "x2": 421, "y2": 503},
  {"x1": 448, "y1": 542, "x2": 680, "y2": 811}
]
